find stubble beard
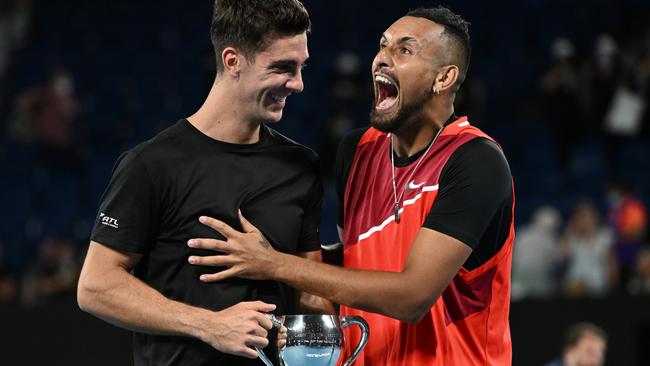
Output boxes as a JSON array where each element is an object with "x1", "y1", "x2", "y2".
[{"x1": 369, "y1": 90, "x2": 432, "y2": 133}]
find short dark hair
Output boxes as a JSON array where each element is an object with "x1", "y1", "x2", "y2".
[
  {"x1": 564, "y1": 322, "x2": 608, "y2": 348},
  {"x1": 210, "y1": 0, "x2": 311, "y2": 74},
  {"x1": 405, "y1": 6, "x2": 471, "y2": 85}
]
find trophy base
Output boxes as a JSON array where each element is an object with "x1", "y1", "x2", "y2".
[{"x1": 281, "y1": 345, "x2": 341, "y2": 366}]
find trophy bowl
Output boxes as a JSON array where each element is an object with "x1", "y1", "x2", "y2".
[{"x1": 257, "y1": 314, "x2": 369, "y2": 366}]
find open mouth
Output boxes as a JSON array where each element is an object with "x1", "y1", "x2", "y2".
[
  {"x1": 374, "y1": 74, "x2": 399, "y2": 113},
  {"x1": 269, "y1": 92, "x2": 288, "y2": 105}
]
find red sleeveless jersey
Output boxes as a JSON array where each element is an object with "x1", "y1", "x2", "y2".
[{"x1": 340, "y1": 117, "x2": 514, "y2": 366}]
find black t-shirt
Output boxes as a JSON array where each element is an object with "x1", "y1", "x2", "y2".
[
  {"x1": 335, "y1": 126, "x2": 512, "y2": 270},
  {"x1": 91, "y1": 119, "x2": 322, "y2": 366}
]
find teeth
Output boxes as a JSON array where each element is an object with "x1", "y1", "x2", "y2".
[
  {"x1": 271, "y1": 94, "x2": 286, "y2": 103},
  {"x1": 375, "y1": 75, "x2": 393, "y2": 86}
]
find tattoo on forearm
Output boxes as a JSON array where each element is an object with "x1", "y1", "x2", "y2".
[{"x1": 259, "y1": 238, "x2": 271, "y2": 248}]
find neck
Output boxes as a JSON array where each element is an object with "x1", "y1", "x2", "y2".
[
  {"x1": 392, "y1": 98, "x2": 455, "y2": 157},
  {"x1": 187, "y1": 76, "x2": 262, "y2": 144}
]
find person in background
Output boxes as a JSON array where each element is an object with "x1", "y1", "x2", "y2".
[
  {"x1": 543, "y1": 322, "x2": 607, "y2": 366},
  {"x1": 512, "y1": 205, "x2": 562, "y2": 300},
  {"x1": 560, "y1": 201, "x2": 616, "y2": 297},
  {"x1": 606, "y1": 182, "x2": 648, "y2": 290}
]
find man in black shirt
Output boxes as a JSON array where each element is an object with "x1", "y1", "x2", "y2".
[{"x1": 77, "y1": 1, "x2": 331, "y2": 365}]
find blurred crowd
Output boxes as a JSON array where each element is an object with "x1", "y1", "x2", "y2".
[
  {"x1": 511, "y1": 30, "x2": 650, "y2": 300},
  {"x1": 0, "y1": 0, "x2": 649, "y2": 308},
  {"x1": 512, "y1": 185, "x2": 649, "y2": 300}
]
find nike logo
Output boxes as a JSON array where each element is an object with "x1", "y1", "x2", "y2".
[{"x1": 406, "y1": 180, "x2": 426, "y2": 190}]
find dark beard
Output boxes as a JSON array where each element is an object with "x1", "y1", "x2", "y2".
[{"x1": 369, "y1": 91, "x2": 431, "y2": 133}]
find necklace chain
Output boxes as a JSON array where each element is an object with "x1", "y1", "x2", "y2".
[{"x1": 390, "y1": 126, "x2": 444, "y2": 223}]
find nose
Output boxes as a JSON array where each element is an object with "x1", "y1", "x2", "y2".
[
  {"x1": 372, "y1": 48, "x2": 392, "y2": 73},
  {"x1": 286, "y1": 69, "x2": 304, "y2": 93}
]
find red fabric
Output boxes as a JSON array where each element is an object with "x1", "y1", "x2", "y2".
[{"x1": 340, "y1": 117, "x2": 514, "y2": 366}]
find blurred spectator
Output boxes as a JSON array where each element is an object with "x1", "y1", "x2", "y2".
[
  {"x1": 604, "y1": 79, "x2": 646, "y2": 139},
  {"x1": 606, "y1": 182, "x2": 648, "y2": 290},
  {"x1": 580, "y1": 34, "x2": 621, "y2": 135},
  {"x1": 560, "y1": 201, "x2": 616, "y2": 298},
  {"x1": 20, "y1": 238, "x2": 79, "y2": 307},
  {"x1": 512, "y1": 205, "x2": 562, "y2": 300},
  {"x1": 0, "y1": 240, "x2": 17, "y2": 304},
  {"x1": 602, "y1": 49, "x2": 648, "y2": 169},
  {"x1": 11, "y1": 68, "x2": 79, "y2": 144},
  {"x1": 0, "y1": 0, "x2": 33, "y2": 121},
  {"x1": 628, "y1": 248, "x2": 650, "y2": 295},
  {"x1": 9, "y1": 67, "x2": 82, "y2": 173},
  {"x1": 543, "y1": 322, "x2": 607, "y2": 366},
  {"x1": 0, "y1": 0, "x2": 32, "y2": 77},
  {"x1": 540, "y1": 37, "x2": 582, "y2": 166},
  {"x1": 640, "y1": 46, "x2": 650, "y2": 135}
]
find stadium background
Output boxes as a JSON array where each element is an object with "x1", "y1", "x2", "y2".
[{"x1": 0, "y1": 0, "x2": 649, "y2": 364}]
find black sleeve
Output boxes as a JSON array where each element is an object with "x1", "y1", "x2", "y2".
[
  {"x1": 297, "y1": 157, "x2": 323, "y2": 252},
  {"x1": 423, "y1": 138, "x2": 512, "y2": 249},
  {"x1": 334, "y1": 128, "x2": 368, "y2": 229},
  {"x1": 90, "y1": 151, "x2": 160, "y2": 253}
]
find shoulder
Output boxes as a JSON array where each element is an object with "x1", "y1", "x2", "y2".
[
  {"x1": 440, "y1": 136, "x2": 512, "y2": 198},
  {"x1": 265, "y1": 125, "x2": 320, "y2": 164},
  {"x1": 452, "y1": 137, "x2": 508, "y2": 165},
  {"x1": 113, "y1": 120, "x2": 187, "y2": 173},
  {"x1": 446, "y1": 137, "x2": 511, "y2": 177}
]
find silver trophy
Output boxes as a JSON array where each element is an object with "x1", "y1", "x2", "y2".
[{"x1": 256, "y1": 314, "x2": 369, "y2": 366}]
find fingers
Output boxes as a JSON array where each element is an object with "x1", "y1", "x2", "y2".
[
  {"x1": 188, "y1": 254, "x2": 234, "y2": 267},
  {"x1": 244, "y1": 300, "x2": 277, "y2": 313},
  {"x1": 199, "y1": 267, "x2": 239, "y2": 282},
  {"x1": 238, "y1": 209, "x2": 259, "y2": 234},
  {"x1": 250, "y1": 323, "x2": 269, "y2": 338},
  {"x1": 236, "y1": 346, "x2": 259, "y2": 359},
  {"x1": 253, "y1": 312, "x2": 274, "y2": 330},
  {"x1": 277, "y1": 325, "x2": 288, "y2": 348},
  {"x1": 187, "y1": 238, "x2": 229, "y2": 251},
  {"x1": 246, "y1": 335, "x2": 270, "y2": 349},
  {"x1": 241, "y1": 301, "x2": 276, "y2": 330},
  {"x1": 187, "y1": 238, "x2": 232, "y2": 266},
  {"x1": 199, "y1": 216, "x2": 239, "y2": 238}
]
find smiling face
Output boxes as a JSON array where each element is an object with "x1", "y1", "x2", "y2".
[
  {"x1": 370, "y1": 16, "x2": 446, "y2": 133},
  {"x1": 237, "y1": 32, "x2": 309, "y2": 124}
]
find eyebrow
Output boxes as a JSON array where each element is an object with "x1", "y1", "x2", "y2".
[
  {"x1": 268, "y1": 58, "x2": 309, "y2": 70},
  {"x1": 380, "y1": 34, "x2": 419, "y2": 46}
]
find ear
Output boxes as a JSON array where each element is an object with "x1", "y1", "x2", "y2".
[
  {"x1": 221, "y1": 47, "x2": 243, "y2": 78},
  {"x1": 432, "y1": 65, "x2": 459, "y2": 94}
]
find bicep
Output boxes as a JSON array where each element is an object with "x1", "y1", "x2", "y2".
[
  {"x1": 424, "y1": 138, "x2": 511, "y2": 249},
  {"x1": 82, "y1": 241, "x2": 143, "y2": 274},
  {"x1": 402, "y1": 228, "x2": 472, "y2": 305}
]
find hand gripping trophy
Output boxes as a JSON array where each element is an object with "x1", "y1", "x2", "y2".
[{"x1": 257, "y1": 314, "x2": 369, "y2": 366}]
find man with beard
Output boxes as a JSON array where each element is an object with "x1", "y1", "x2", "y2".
[{"x1": 187, "y1": 6, "x2": 514, "y2": 365}]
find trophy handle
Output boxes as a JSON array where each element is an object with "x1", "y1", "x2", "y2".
[
  {"x1": 256, "y1": 347, "x2": 274, "y2": 366},
  {"x1": 340, "y1": 316, "x2": 369, "y2": 366},
  {"x1": 256, "y1": 314, "x2": 284, "y2": 366}
]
